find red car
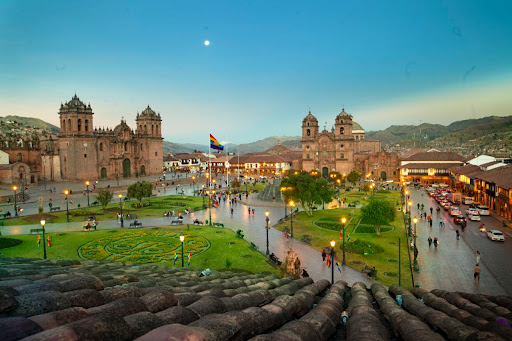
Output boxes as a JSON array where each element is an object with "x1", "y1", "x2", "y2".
[{"x1": 454, "y1": 214, "x2": 467, "y2": 225}]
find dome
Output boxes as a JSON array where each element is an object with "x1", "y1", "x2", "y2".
[
  {"x1": 302, "y1": 110, "x2": 318, "y2": 125},
  {"x1": 140, "y1": 105, "x2": 156, "y2": 117},
  {"x1": 60, "y1": 94, "x2": 93, "y2": 114},
  {"x1": 336, "y1": 108, "x2": 352, "y2": 119},
  {"x1": 113, "y1": 120, "x2": 131, "y2": 135},
  {"x1": 352, "y1": 121, "x2": 364, "y2": 131}
]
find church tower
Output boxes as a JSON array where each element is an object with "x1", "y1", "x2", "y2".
[
  {"x1": 136, "y1": 106, "x2": 162, "y2": 137},
  {"x1": 334, "y1": 108, "x2": 353, "y2": 140},
  {"x1": 59, "y1": 94, "x2": 94, "y2": 137},
  {"x1": 302, "y1": 110, "x2": 319, "y2": 141}
]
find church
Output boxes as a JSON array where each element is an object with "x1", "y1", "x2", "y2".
[
  {"x1": 47, "y1": 94, "x2": 163, "y2": 181},
  {"x1": 300, "y1": 109, "x2": 399, "y2": 180}
]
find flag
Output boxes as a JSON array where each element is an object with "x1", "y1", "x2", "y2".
[
  {"x1": 173, "y1": 253, "x2": 178, "y2": 265},
  {"x1": 340, "y1": 229, "x2": 342, "y2": 240},
  {"x1": 47, "y1": 234, "x2": 51, "y2": 247},
  {"x1": 336, "y1": 259, "x2": 342, "y2": 273},
  {"x1": 210, "y1": 134, "x2": 224, "y2": 151},
  {"x1": 37, "y1": 234, "x2": 40, "y2": 247},
  {"x1": 187, "y1": 252, "x2": 192, "y2": 267},
  {"x1": 347, "y1": 231, "x2": 350, "y2": 242},
  {"x1": 326, "y1": 254, "x2": 330, "y2": 267}
]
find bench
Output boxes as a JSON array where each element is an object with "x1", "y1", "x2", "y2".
[
  {"x1": 362, "y1": 266, "x2": 377, "y2": 279},
  {"x1": 0, "y1": 213, "x2": 10, "y2": 219},
  {"x1": 213, "y1": 222, "x2": 224, "y2": 228},
  {"x1": 236, "y1": 229, "x2": 244, "y2": 239},
  {"x1": 91, "y1": 201, "x2": 99, "y2": 206},
  {"x1": 50, "y1": 207, "x2": 60, "y2": 212},
  {"x1": 193, "y1": 220, "x2": 204, "y2": 225},
  {"x1": 83, "y1": 225, "x2": 97, "y2": 231},
  {"x1": 125, "y1": 214, "x2": 137, "y2": 220},
  {"x1": 348, "y1": 203, "x2": 356, "y2": 208},
  {"x1": 129, "y1": 222, "x2": 143, "y2": 228},
  {"x1": 170, "y1": 219, "x2": 183, "y2": 226},
  {"x1": 250, "y1": 242, "x2": 258, "y2": 250},
  {"x1": 30, "y1": 228, "x2": 44, "y2": 235}
]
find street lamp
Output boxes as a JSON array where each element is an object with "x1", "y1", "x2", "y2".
[
  {"x1": 337, "y1": 179, "x2": 341, "y2": 202},
  {"x1": 192, "y1": 176, "x2": 196, "y2": 196},
  {"x1": 13, "y1": 185, "x2": 18, "y2": 217},
  {"x1": 40, "y1": 219, "x2": 47, "y2": 259},
  {"x1": 412, "y1": 216, "x2": 418, "y2": 270},
  {"x1": 341, "y1": 217, "x2": 347, "y2": 265},
  {"x1": 64, "y1": 190, "x2": 70, "y2": 222},
  {"x1": 201, "y1": 184, "x2": 205, "y2": 208},
  {"x1": 330, "y1": 239, "x2": 336, "y2": 284},
  {"x1": 289, "y1": 201, "x2": 295, "y2": 238},
  {"x1": 180, "y1": 235, "x2": 185, "y2": 267},
  {"x1": 407, "y1": 200, "x2": 412, "y2": 214},
  {"x1": 119, "y1": 194, "x2": 124, "y2": 227},
  {"x1": 265, "y1": 210, "x2": 270, "y2": 255},
  {"x1": 85, "y1": 181, "x2": 90, "y2": 206},
  {"x1": 244, "y1": 175, "x2": 248, "y2": 193},
  {"x1": 370, "y1": 183, "x2": 375, "y2": 197},
  {"x1": 206, "y1": 190, "x2": 214, "y2": 225}
]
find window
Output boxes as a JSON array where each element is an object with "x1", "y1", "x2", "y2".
[
  {"x1": 323, "y1": 151, "x2": 327, "y2": 157},
  {"x1": 155, "y1": 151, "x2": 158, "y2": 156},
  {"x1": 17, "y1": 153, "x2": 22, "y2": 162},
  {"x1": 68, "y1": 119, "x2": 71, "y2": 131},
  {"x1": 78, "y1": 119, "x2": 81, "y2": 131},
  {"x1": 62, "y1": 120, "x2": 66, "y2": 131},
  {"x1": 139, "y1": 125, "x2": 142, "y2": 132},
  {"x1": 340, "y1": 144, "x2": 344, "y2": 148},
  {"x1": 340, "y1": 153, "x2": 344, "y2": 159},
  {"x1": 340, "y1": 127, "x2": 344, "y2": 135},
  {"x1": 85, "y1": 119, "x2": 88, "y2": 132},
  {"x1": 152, "y1": 125, "x2": 154, "y2": 135},
  {"x1": 144, "y1": 125, "x2": 147, "y2": 134},
  {"x1": 306, "y1": 145, "x2": 310, "y2": 149},
  {"x1": 140, "y1": 143, "x2": 143, "y2": 151},
  {"x1": 306, "y1": 154, "x2": 310, "y2": 159},
  {"x1": 307, "y1": 129, "x2": 310, "y2": 136},
  {"x1": 84, "y1": 154, "x2": 87, "y2": 158},
  {"x1": 99, "y1": 143, "x2": 103, "y2": 151},
  {"x1": 307, "y1": 122, "x2": 310, "y2": 126},
  {"x1": 124, "y1": 142, "x2": 128, "y2": 151}
]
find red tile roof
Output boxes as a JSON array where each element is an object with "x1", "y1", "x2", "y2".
[{"x1": 402, "y1": 151, "x2": 464, "y2": 162}]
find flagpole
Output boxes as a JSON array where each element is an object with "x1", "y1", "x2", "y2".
[
  {"x1": 209, "y1": 137, "x2": 211, "y2": 190},
  {"x1": 226, "y1": 140, "x2": 229, "y2": 190}
]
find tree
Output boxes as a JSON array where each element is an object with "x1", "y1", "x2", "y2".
[
  {"x1": 127, "y1": 180, "x2": 153, "y2": 204},
  {"x1": 360, "y1": 198, "x2": 396, "y2": 236},
  {"x1": 231, "y1": 180, "x2": 240, "y2": 189},
  {"x1": 95, "y1": 188, "x2": 113, "y2": 211},
  {"x1": 347, "y1": 170, "x2": 360, "y2": 184},
  {"x1": 280, "y1": 171, "x2": 334, "y2": 216}
]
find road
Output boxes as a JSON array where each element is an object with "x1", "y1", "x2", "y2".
[{"x1": 408, "y1": 186, "x2": 511, "y2": 295}]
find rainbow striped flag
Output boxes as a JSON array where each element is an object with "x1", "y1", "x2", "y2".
[
  {"x1": 347, "y1": 231, "x2": 350, "y2": 242},
  {"x1": 336, "y1": 259, "x2": 341, "y2": 272},
  {"x1": 173, "y1": 253, "x2": 178, "y2": 265},
  {"x1": 187, "y1": 252, "x2": 192, "y2": 267},
  {"x1": 47, "y1": 234, "x2": 51, "y2": 247},
  {"x1": 210, "y1": 134, "x2": 224, "y2": 151},
  {"x1": 326, "y1": 254, "x2": 330, "y2": 267},
  {"x1": 37, "y1": 234, "x2": 41, "y2": 247}
]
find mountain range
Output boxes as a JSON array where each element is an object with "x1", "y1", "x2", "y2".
[{"x1": 0, "y1": 115, "x2": 60, "y2": 134}]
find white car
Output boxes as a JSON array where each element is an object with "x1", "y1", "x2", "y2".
[
  {"x1": 466, "y1": 208, "x2": 478, "y2": 216},
  {"x1": 487, "y1": 230, "x2": 505, "y2": 241},
  {"x1": 450, "y1": 207, "x2": 460, "y2": 216},
  {"x1": 468, "y1": 213, "x2": 481, "y2": 221},
  {"x1": 478, "y1": 205, "x2": 490, "y2": 216}
]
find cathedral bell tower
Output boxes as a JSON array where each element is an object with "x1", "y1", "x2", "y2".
[
  {"x1": 334, "y1": 108, "x2": 353, "y2": 140},
  {"x1": 136, "y1": 105, "x2": 162, "y2": 137},
  {"x1": 59, "y1": 94, "x2": 94, "y2": 137},
  {"x1": 302, "y1": 110, "x2": 319, "y2": 141}
]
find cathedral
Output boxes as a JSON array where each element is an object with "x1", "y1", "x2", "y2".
[
  {"x1": 48, "y1": 94, "x2": 163, "y2": 181},
  {"x1": 300, "y1": 109, "x2": 399, "y2": 180}
]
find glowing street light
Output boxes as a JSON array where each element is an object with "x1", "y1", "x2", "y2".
[
  {"x1": 180, "y1": 235, "x2": 185, "y2": 267},
  {"x1": 64, "y1": 190, "x2": 70, "y2": 222},
  {"x1": 289, "y1": 201, "x2": 295, "y2": 238},
  {"x1": 12, "y1": 185, "x2": 18, "y2": 217},
  {"x1": 330, "y1": 239, "x2": 336, "y2": 284},
  {"x1": 85, "y1": 181, "x2": 90, "y2": 206},
  {"x1": 265, "y1": 210, "x2": 270, "y2": 255},
  {"x1": 341, "y1": 217, "x2": 347, "y2": 265},
  {"x1": 40, "y1": 219, "x2": 47, "y2": 259}
]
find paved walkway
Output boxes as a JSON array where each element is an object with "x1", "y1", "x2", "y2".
[{"x1": 408, "y1": 187, "x2": 508, "y2": 295}]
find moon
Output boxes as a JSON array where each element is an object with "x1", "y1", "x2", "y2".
[{"x1": 204, "y1": 40, "x2": 210, "y2": 46}]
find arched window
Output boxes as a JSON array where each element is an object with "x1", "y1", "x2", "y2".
[
  {"x1": 151, "y1": 125, "x2": 154, "y2": 135},
  {"x1": 144, "y1": 125, "x2": 147, "y2": 134},
  {"x1": 307, "y1": 129, "x2": 311, "y2": 136},
  {"x1": 340, "y1": 127, "x2": 344, "y2": 135},
  {"x1": 124, "y1": 142, "x2": 128, "y2": 151},
  {"x1": 62, "y1": 120, "x2": 66, "y2": 131},
  {"x1": 78, "y1": 119, "x2": 82, "y2": 131},
  {"x1": 340, "y1": 153, "x2": 344, "y2": 159},
  {"x1": 17, "y1": 153, "x2": 22, "y2": 162},
  {"x1": 307, "y1": 122, "x2": 310, "y2": 126},
  {"x1": 99, "y1": 143, "x2": 103, "y2": 151},
  {"x1": 68, "y1": 119, "x2": 71, "y2": 131},
  {"x1": 85, "y1": 119, "x2": 88, "y2": 132},
  {"x1": 140, "y1": 143, "x2": 143, "y2": 151},
  {"x1": 306, "y1": 154, "x2": 310, "y2": 159},
  {"x1": 139, "y1": 125, "x2": 142, "y2": 133}
]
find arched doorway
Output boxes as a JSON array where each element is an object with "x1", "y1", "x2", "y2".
[
  {"x1": 380, "y1": 171, "x2": 387, "y2": 181},
  {"x1": 123, "y1": 159, "x2": 131, "y2": 178},
  {"x1": 101, "y1": 168, "x2": 107, "y2": 180},
  {"x1": 140, "y1": 165, "x2": 146, "y2": 176},
  {"x1": 322, "y1": 167, "x2": 328, "y2": 178}
]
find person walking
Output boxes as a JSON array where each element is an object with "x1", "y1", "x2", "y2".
[
  {"x1": 430, "y1": 207, "x2": 433, "y2": 215},
  {"x1": 476, "y1": 251, "x2": 481, "y2": 265},
  {"x1": 322, "y1": 249, "x2": 327, "y2": 262},
  {"x1": 428, "y1": 236, "x2": 432, "y2": 247},
  {"x1": 436, "y1": 207, "x2": 440, "y2": 215},
  {"x1": 294, "y1": 257, "x2": 301, "y2": 276},
  {"x1": 433, "y1": 237, "x2": 439, "y2": 248},
  {"x1": 474, "y1": 264, "x2": 481, "y2": 282},
  {"x1": 456, "y1": 229, "x2": 460, "y2": 240}
]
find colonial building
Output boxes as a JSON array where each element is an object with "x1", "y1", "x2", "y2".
[
  {"x1": 399, "y1": 150, "x2": 464, "y2": 184},
  {"x1": 299, "y1": 109, "x2": 399, "y2": 180},
  {"x1": 57, "y1": 95, "x2": 163, "y2": 180}
]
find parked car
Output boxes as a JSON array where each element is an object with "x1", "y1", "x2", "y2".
[
  {"x1": 487, "y1": 230, "x2": 505, "y2": 241},
  {"x1": 478, "y1": 205, "x2": 490, "y2": 216},
  {"x1": 466, "y1": 208, "x2": 478, "y2": 216},
  {"x1": 442, "y1": 201, "x2": 451, "y2": 210},
  {"x1": 462, "y1": 197, "x2": 474, "y2": 205},
  {"x1": 454, "y1": 214, "x2": 467, "y2": 225},
  {"x1": 450, "y1": 207, "x2": 460, "y2": 216},
  {"x1": 468, "y1": 213, "x2": 481, "y2": 221}
]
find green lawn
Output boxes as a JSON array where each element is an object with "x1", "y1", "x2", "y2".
[
  {"x1": 0, "y1": 225, "x2": 280, "y2": 275},
  {"x1": 276, "y1": 190, "x2": 413, "y2": 288},
  {"x1": 2, "y1": 196, "x2": 205, "y2": 226}
]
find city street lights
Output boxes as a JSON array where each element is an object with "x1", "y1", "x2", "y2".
[
  {"x1": 412, "y1": 216, "x2": 418, "y2": 270},
  {"x1": 85, "y1": 181, "x2": 90, "y2": 206},
  {"x1": 341, "y1": 217, "x2": 347, "y2": 265},
  {"x1": 13, "y1": 185, "x2": 18, "y2": 217},
  {"x1": 40, "y1": 219, "x2": 47, "y2": 259},
  {"x1": 370, "y1": 183, "x2": 375, "y2": 197},
  {"x1": 201, "y1": 184, "x2": 205, "y2": 208},
  {"x1": 119, "y1": 194, "x2": 124, "y2": 227},
  {"x1": 64, "y1": 190, "x2": 70, "y2": 222},
  {"x1": 265, "y1": 210, "x2": 270, "y2": 255},
  {"x1": 192, "y1": 176, "x2": 196, "y2": 196},
  {"x1": 289, "y1": 201, "x2": 295, "y2": 238},
  {"x1": 244, "y1": 175, "x2": 248, "y2": 193},
  {"x1": 407, "y1": 201, "x2": 412, "y2": 214},
  {"x1": 180, "y1": 235, "x2": 185, "y2": 267},
  {"x1": 330, "y1": 239, "x2": 336, "y2": 284},
  {"x1": 206, "y1": 190, "x2": 214, "y2": 225},
  {"x1": 336, "y1": 179, "x2": 341, "y2": 202}
]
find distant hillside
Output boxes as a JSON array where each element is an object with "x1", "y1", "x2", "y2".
[
  {"x1": 0, "y1": 115, "x2": 60, "y2": 134},
  {"x1": 237, "y1": 136, "x2": 301, "y2": 154}
]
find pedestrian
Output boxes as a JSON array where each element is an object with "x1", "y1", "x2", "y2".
[
  {"x1": 252, "y1": 208, "x2": 255, "y2": 215},
  {"x1": 230, "y1": 208, "x2": 234, "y2": 215},
  {"x1": 433, "y1": 237, "x2": 439, "y2": 248},
  {"x1": 294, "y1": 257, "x2": 301, "y2": 276},
  {"x1": 473, "y1": 264, "x2": 481, "y2": 282},
  {"x1": 322, "y1": 249, "x2": 327, "y2": 262},
  {"x1": 430, "y1": 207, "x2": 433, "y2": 214},
  {"x1": 248, "y1": 207, "x2": 251, "y2": 214},
  {"x1": 428, "y1": 236, "x2": 432, "y2": 247},
  {"x1": 439, "y1": 221, "x2": 443, "y2": 228},
  {"x1": 417, "y1": 203, "x2": 420, "y2": 210},
  {"x1": 456, "y1": 229, "x2": 460, "y2": 240},
  {"x1": 476, "y1": 251, "x2": 481, "y2": 265}
]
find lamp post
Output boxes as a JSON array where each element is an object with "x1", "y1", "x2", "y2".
[
  {"x1": 370, "y1": 183, "x2": 375, "y2": 197},
  {"x1": 119, "y1": 194, "x2": 124, "y2": 227},
  {"x1": 265, "y1": 210, "x2": 270, "y2": 255},
  {"x1": 201, "y1": 184, "x2": 205, "y2": 208},
  {"x1": 180, "y1": 235, "x2": 185, "y2": 267},
  {"x1": 407, "y1": 201, "x2": 412, "y2": 214},
  {"x1": 206, "y1": 190, "x2": 214, "y2": 225},
  {"x1": 337, "y1": 179, "x2": 341, "y2": 202},
  {"x1": 281, "y1": 187, "x2": 287, "y2": 218},
  {"x1": 289, "y1": 201, "x2": 295, "y2": 238},
  {"x1": 43, "y1": 159, "x2": 46, "y2": 189},
  {"x1": 244, "y1": 175, "x2": 248, "y2": 193},
  {"x1": 341, "y1": 217, "x2": 347, "y2": 265},
  {"x1": 64, "y1": 190, "x2": 69, "y2": 222},
  {"x1": 40, "y1": 219, "x2": 47, "y2": 259},
  {"x1": 192, "y1": 176, "x2": 196, "y2": 196},
  {"x1": 13, "y1": 185, "x2": 18, "y2": 217},
  {"x1": 330, "y1": 239, "x2": 336, "y2": 284},
  {"x1": 407, "y1": 201, "x2": 413, "y2": 237},
  {"x1": 412, "y1": 216, "x2": 418, "y2": 270},
  {"x1": 85, "y1": 181, "x2": 90, "y2": 207}
]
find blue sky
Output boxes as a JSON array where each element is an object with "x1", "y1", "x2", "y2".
[{"x1": 1, "y1": 0, "x2": 511, "y2": 144}]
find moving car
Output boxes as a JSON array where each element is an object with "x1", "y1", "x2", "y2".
[
  {"x1": 450, "y1": 207, "x2": 460, "y2": 216},
  {"x1": 487, "y1": 230, "x2": 505, "y2": 241},
  {"x1": 478, "y1": 205, "x2": 490, "y2": 216},
  {"x1": 442, "y1": 201, "x2": 451, "y2": 210},
  {"x1": 468, "y1": 213, "x2": 481, "y2": 221},
  {"x1": 462, "y1": 197, "x2": 474, "y2": 205},
  {"x1": 454, "y1": 214, "x2": 467, "y2": 225},
  {"x1": 466, "y1": 208, "x2": 478, "y2": 216}
]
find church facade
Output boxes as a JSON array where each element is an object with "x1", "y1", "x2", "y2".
[
  {"x1": 53, "y1": 95, "x2": 163, "y2": 181},
  {"x1": 300, "y1": 109, "x2": 399, "y2": 180}
]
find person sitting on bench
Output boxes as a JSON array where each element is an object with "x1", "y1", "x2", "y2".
[
  {"x1": 193, "y1": 219, "x2": 200, "y2": 224},
  {"x1": 133, "y1": 220, "x2": 139, "y2": 225}
]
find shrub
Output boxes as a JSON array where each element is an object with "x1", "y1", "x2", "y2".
[
  {"x1": 0, "y1": 238, "x2": 23, "y2": 249},
  {"x1": 344, "y1": 239, "x2": 384, "y2": 254},
  {"x1": 315, "y1": 221, "x2": 343, "y2": 230},
  {"x1": 225, "y1": 258, "x2": 232, "y2": 269}
]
